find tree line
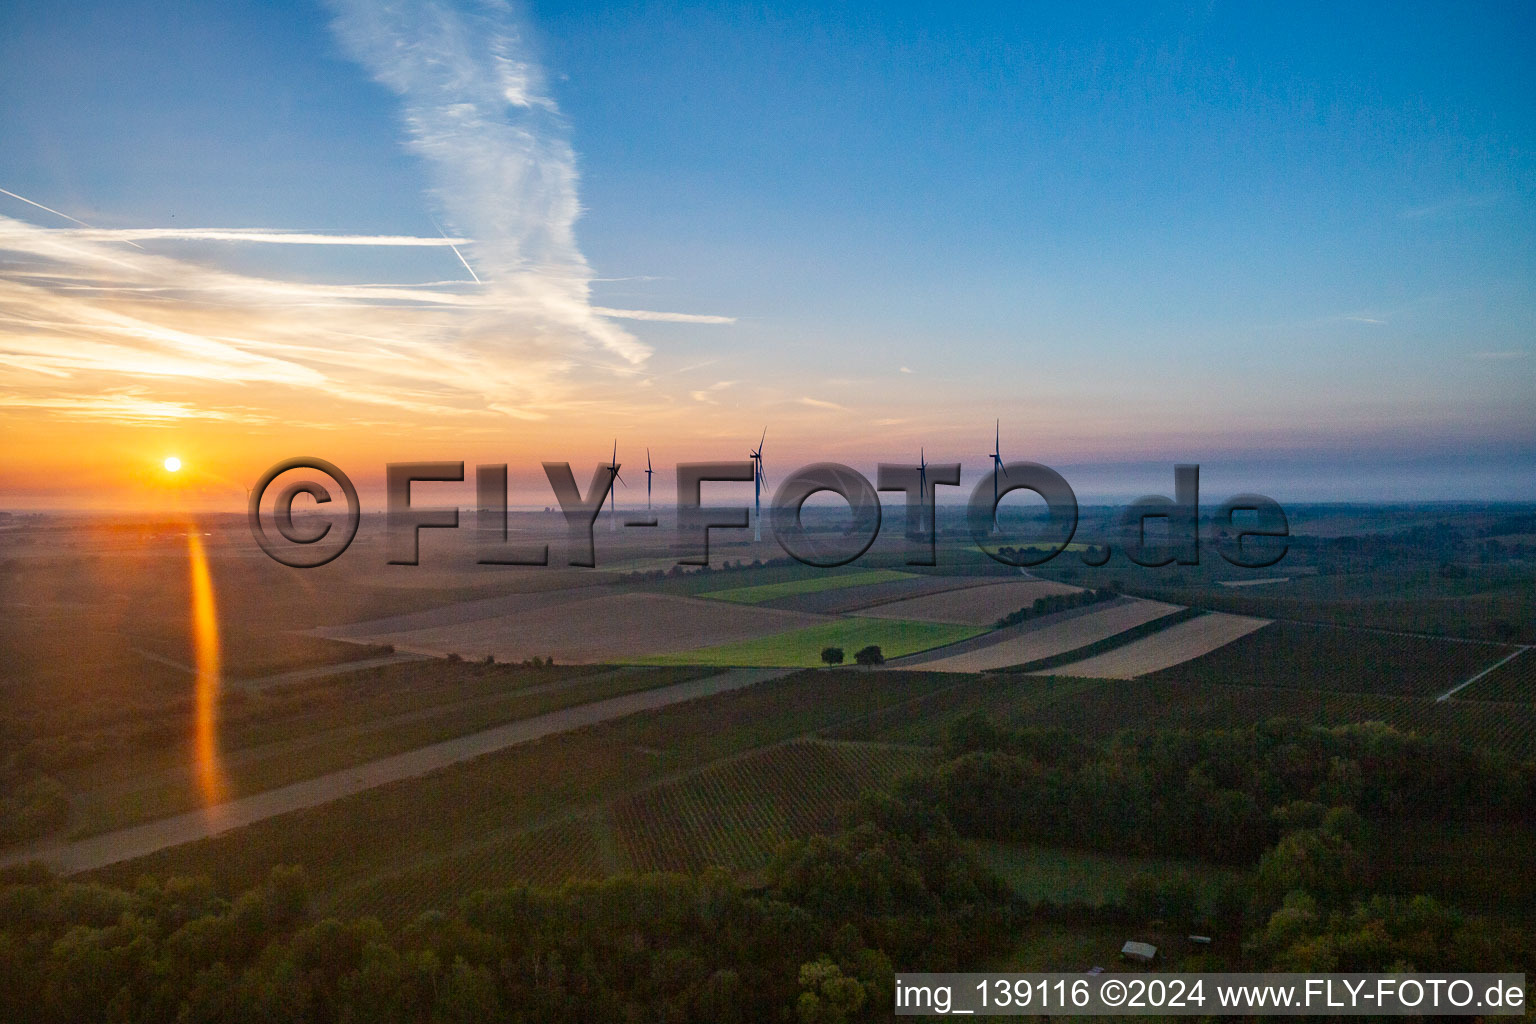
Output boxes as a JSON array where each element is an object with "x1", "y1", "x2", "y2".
[{"x1": 992, "y1": 586, "x2": 1118, "y2": 629}]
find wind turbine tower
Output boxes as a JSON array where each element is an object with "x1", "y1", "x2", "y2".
[
  {"x1": 607, "y1": 439, "x2": 625, "y2": 532},
  {"x1": 750, "y1": 428, "x2": 766, "y2": 542},
  {"x1": 919, "y1": 447, "x2": 929, "y2": 538},
  {"x1": 645, "y1": 448, "x2": 654, "y2": 510},
  {"x1": 988, "y1": 420, "x2": 1007, "y2": 531}
]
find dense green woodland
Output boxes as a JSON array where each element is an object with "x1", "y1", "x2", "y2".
[
  {"x1": 911, "y1": 718, "x2": 1534, "y2": 973},
  {"x1": 921, "y1": 716, "x2": 1533, "y2": 863},
  {"x1": 0, "y1": 803, "x2": 1011, "y2": 1023},
  {"x1": 0, "y1": 719, "x2": 1530, "y2": 1021}
]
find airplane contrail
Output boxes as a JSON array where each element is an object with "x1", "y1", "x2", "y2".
[
  {"x1": 0, "y1": 187, "x2": 92, "y2": 227},
  {"x1": 592, "y1": 307, "x2": 736, "y2": 324},
  {"x1": 50, "y1": 228, "x2": 471, "y2": 246},
  {"x1": 1, "y1": 186, "x2": 145, "y2": 249},
  {"x1": 446, "y1": 243, "x2": 481, "y2": 284},
  {"x1": 429, "y1": 216, "x2": 481, "y2": 284}
]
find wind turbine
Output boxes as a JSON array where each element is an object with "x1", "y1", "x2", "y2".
[
  {"x1": 916, "y1": 446, "x2": 930, "y2": 540},
  {"x1": 645, "y1": 448, "x2": 654, "y2": 509},
  {"x1": 607, "y1": 439, "x2": 625, "y2": 532},
  {"x1": 988, "y1": 420, "x2": 1007, "y2": 531},
  {"x1": 750, "y1": 428, "x2": 766, "y2": 541}
]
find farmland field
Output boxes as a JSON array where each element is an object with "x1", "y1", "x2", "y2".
[
  {"x1": 324, "y1": 739, "x2": 930, "y2": 921},
  {"x1": 761, "y1": 574, "x2": 999, "y2": 614},
  {"x1": 816, "y1": 665, "x2": 1536, "y2": 762},
  {"x1": 62, "y1": 665, "x2": 718, "y2": 836},
  {"x1": 1034, "y1": 612, "x2": 1270, "y2": 679},
  {"x1": 610, "y1": 739, "x2": 930, "y2": 874},
  {"x1": 996, "y1": 922, "x2": 1145, "y2": 973},
  {"x1": 824, "y1": 674, "x2": 1100, "y2": 745},
  {"x1": 1454, "y1": 647, "x2": 1536, "y2": 703},
  {"x1": 697, "y1": 568, "x2": 912, "y2": 603},
  {"x1": 1010, "y1": 678, "x2": 1536, "y2": 759},
  {"x1": 851, "y1": 578, "x2": 1082, "y2": 625},
  {"x1": 896, "y1": 598, "x2": 1183, "y2": 672},
  {"x1": 325, "y1": 816, "x2": 620, "y2": 923},
  {"x1": 634, "y1": 617, "x2": 983, "y2": 667},
  {"x1": 1369, "y1": 821, "x2": 1536, "y2": 918},
  {"x1": 81, "y1": 670, "x2": 967, "y2": 906},
  {"x1": 968, "y1": 839, "x2": 1240, "y2": 911},
  {"x1": 1141, "y1": 621, "x2": 1518, "y2": 697},
  {"x1": 311, "y1": 583, "x2": 629, "y2": 644},
  {"x1": 321, "y1": 591, "x2": 828, "y2": 663},
  {"x1": 1103, "y1": 567, "x2": 1536, "y2": 644}
]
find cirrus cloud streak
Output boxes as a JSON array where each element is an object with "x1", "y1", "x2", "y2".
[{"x1": 0, "y1": 0, "x2": 732, "y2": 430}]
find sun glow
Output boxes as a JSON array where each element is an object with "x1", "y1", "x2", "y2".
[{"x1": 164, "y1": 456, "x2": 182, "y2": 472}]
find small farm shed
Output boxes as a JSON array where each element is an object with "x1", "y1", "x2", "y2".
[{"x1": 1120, "y1": 940, "x2": 1157, "y2": 963}]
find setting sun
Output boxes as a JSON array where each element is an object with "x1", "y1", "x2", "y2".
[{"x1": 163, "y1": 456, "x2": 181, "y2": 473}]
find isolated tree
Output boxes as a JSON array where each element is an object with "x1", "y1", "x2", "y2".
[
  {"x1": 820, "y1": 647, "x2": 844, "y2": 666},
  {"x1": 853, "y1": 645, "x2": 884, "y2": 667},
  {"x1": 796, "y1": 956, "x2": 865, "y2": 1024}
]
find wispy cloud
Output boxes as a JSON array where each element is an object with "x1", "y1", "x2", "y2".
[
  {"x1": 0, "y1": 0, "x2": 731, "y2": 428},
  {"x1": 1400, "y1": 193, "x2": 1501, "y2": 220},
  {"x1": 325, "y1": 0, "x2": 649, "y2": 365},
  {"x1": 798, "y1": 396, "x2": 846, "y2": 411},
  {"x1": 690, "y1": 379, "x2": 738, "y2": 403},
  {"x1": 1344, "y1": 315, "x2": 1386, "y2": 325},
  {"x1": 0, "y1": 387, "x2": 260, "y2": 423}
]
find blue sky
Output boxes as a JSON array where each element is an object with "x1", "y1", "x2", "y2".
[{"x1": 0, "y1": 0, "x2": 1532, "y2": 504}]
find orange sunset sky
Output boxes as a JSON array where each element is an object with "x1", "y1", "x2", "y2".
[{"x1": 2, "y1": 1, "x2": 1532, "y2": 510}]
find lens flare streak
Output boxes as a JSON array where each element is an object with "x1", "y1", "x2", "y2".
[{"x1": 187, "y1": 531, "x2": 228, "y2": 808}]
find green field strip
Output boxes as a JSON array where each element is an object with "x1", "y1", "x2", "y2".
[
  {"x1": 968, "y1": 839, "x2": 1240, "y2": 909},
  {"x1": 634, "y1": 617, "x2": 983, "y2": 667},
  {"x1": 697, "y1": 569, "x2": 913, "y2": 604}
]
